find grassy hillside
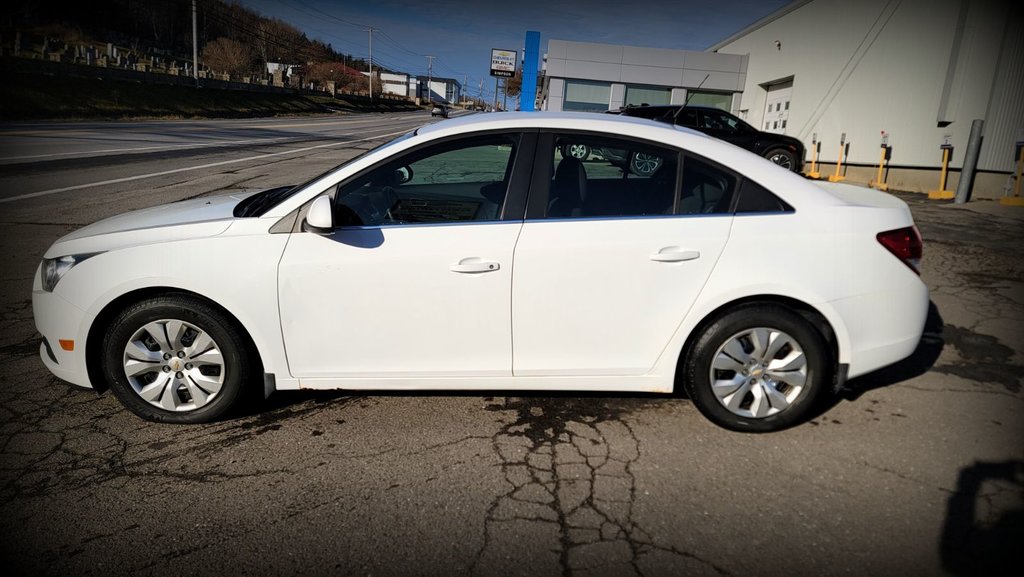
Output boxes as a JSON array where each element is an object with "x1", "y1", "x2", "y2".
[{"x1": 0, "y1": 73, "x2": 417, "y2": 121}]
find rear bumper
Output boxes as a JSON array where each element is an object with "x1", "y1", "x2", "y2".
[{"x1": 831, "y1": 279, "x2": 930, "y2": 379}]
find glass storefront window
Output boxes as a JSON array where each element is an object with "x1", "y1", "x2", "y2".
[
  {"x1": 563, "y1": 80, "x2": 611, "y2": 112},
  {"x1": 686, "y1": 91, "x2": 733, "y2": 111},
  {"x1": 625, "y1": 85, "x2": 671, "y2": 107}
]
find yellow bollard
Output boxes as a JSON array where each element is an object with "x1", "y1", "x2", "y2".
[
  {"x1": 806, "y1": 133, "x2": 821, "y2": 179},
  {"x1": 827, "y1": 133, "x2": 846, "y2": 182},
  {"x1": 871, "y1": 131, "x2": 889, "y2": 191},
  {"x1": 928, "y1": 144, "x2": 955, "y2": 199},
  {"x1": 1001, "y1": 145, "x2": 1024, "y2": 206}
]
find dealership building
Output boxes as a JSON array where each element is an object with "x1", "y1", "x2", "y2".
[{"x1": 540, "y1": 0, "x2": 1023, "y2": 198}]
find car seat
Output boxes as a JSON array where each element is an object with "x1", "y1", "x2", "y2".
[{"x1": 548, "y1": 157, "x2": 587, "y2": 218}]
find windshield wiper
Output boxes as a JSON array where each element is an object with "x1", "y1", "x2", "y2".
[{"x1": 234, "y1": 185, "x2": 297, "y2": 218}]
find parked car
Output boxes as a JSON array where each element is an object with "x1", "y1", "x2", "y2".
[
  {"x1": 33, "y1": 112, "x2": 927, "y2": 432},
  {"x1": 430, "y1": 104, "x2": 449, "y2": 118},
  {"x1": 607, "y1": 105, "x2": 805, "y2": 172}
]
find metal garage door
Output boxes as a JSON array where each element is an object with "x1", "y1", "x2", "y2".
[{"x1": 763, "y1": 81, "x2": 793, "y2": 134}]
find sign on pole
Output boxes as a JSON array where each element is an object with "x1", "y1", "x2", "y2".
[{"x1": 490, "y1": 49, "x2": 517, "y2": 78}]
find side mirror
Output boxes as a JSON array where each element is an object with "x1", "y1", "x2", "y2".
[
  {"x1": 303, "y1": 195, "x2": 333, "y2": 234},
  {"x1": 394, "y1": 165, "x2": 413, "y2": 184}
]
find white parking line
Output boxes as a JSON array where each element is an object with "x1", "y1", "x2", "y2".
[
  {"x1": 0, "y1": 136, "x2": 298, "y2": 162},
  {"x1": 0, "y1": 129, "x2": 410, "y2": 204}
]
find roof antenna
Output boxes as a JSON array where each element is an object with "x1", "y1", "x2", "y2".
[{"x1": 672, "y1": 73, "x2": 710, "y2": 124}]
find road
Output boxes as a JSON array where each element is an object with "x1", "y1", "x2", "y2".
[{"x1": 0, "y1": 111, "x2": 1021, "y2": 577}]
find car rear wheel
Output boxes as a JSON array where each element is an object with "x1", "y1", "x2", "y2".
[
  {"x1": 101, "y1": 294, "x2": 254, "y2": 423},
  {"x1": 683, "y1": 304, "x2": 829, "y2": 432},
  {"x1": 765, "y1": 148, "x2": 797, "y2": 171}
]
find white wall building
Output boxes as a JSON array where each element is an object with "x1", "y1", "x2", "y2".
[
  {"x1": 365, "y1": 71, "x2": 411, "y2": 97},
  {"x1": 542, "y1": 39, "x2": 749, "y2": 113},
  {"x1": 416, "y1": 76, "x2": 462, "y2": 104},
  {"x1": 712, "y1": 0, "x2": 1023, "y2": 193}
]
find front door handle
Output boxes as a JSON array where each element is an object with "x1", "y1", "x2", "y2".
[
  {"x1": 450, "y1": 258, "x2": 501, "y2": 273},
  {"x1": 650, "y1": 248, "x2": 700, "y2": 262}
]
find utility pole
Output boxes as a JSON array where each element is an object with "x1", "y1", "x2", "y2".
[
  {"x1": 191, "y1": 0, "x2": 198, "y2": 87},
  {"x1": 425, "y1": 55, "x2": 436, "y2": 103},
  {"x1": 366, "y1": 28, "x2": 376, "y2": 103}
]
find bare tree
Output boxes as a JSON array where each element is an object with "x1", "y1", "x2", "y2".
[
  {"x1": 504, "y1": 68, "x2": 522, "y2": 98},
  {"x1": 201, "y1": 37, "x2": 254, "y2": 79}
]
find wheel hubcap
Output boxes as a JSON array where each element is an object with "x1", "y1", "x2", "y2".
[
  {"x1": 769, "y1": 153, "x2": 792, "y2": 169},
  {"x1": 709, "y1": 327, "x2": 807, "y2": 419},
  {"x1": 122, "y1": 319, "x2": 225, "y2": 412},
  {"x1": 632, "y1": 153, "x2": 662, "y2": 176},
  {"x1": 568, "y1": 144, "x2": 587, "y2": 158}
]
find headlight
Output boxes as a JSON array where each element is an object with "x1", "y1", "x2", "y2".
[{"x1": 40, "y1": 253, "x2": 101, "y2": 292}]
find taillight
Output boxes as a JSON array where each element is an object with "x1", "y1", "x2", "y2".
[{"x1": 877, "y1": 226, "x2": 923, "y2": 274}]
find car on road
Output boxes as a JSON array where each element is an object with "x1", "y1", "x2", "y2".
[
  {"x1": 33, "y1": 112, "x2": 927, "y2": 432},
  {"x1": 430, "y1": 104, "x2": 449, "y2": 118},
  {"x1": 605, "y1": 105, "x2": 806, "y2": 172}
]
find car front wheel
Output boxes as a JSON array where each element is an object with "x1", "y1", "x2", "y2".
[
  {"x1": 101, "y1": 294, "x2": 255, "y2": 423},
  {"x1": 765, "y1": 148, "x2": 797, "y2": 171},
  {"x1": 683, "y1": 304, "x2": 829, "y2": 432},
  {"x1": 561, "y1": 144, "x2": 591, "y2": 160}
]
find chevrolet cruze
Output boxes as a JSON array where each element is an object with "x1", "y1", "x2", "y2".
[{"x1": 33, "y1": 112, "x2": 928, "y2": 432}]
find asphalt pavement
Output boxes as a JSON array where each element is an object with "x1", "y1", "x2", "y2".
[{"x1": 0, "y1": 111, "x2": 1020, "y2": 577}]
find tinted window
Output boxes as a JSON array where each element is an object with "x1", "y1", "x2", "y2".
[
  {"x1": 334, "y1": 135, "x2": 518, "y2": 226},
  {"x1": 675, "y1": 108, "x2": 699, "y2": 128},
  {"x1": 546, "y1": 135, "x2": 678, "y2": 219},
  {"x1": 679, "y1": 155, "x2": 737, "y2": 215},
  {"x1": 700, "y1": 110, "x2": 744, "y2": 132},
  {"x1": 735, "y1": 178, "x2": 793, "y2": 213}
]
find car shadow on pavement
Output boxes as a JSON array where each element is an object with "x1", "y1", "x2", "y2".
[
  {"x1": 940, "y1": 460, "x2": 1024, "y2": 576},
  {"x1": 239, "y1": 386, "x2": 674, "y2": 425}
]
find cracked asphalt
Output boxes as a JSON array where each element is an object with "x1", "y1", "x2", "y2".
[{"x1": 0, "y1": 113, "x2": 1021, "y2": 576}]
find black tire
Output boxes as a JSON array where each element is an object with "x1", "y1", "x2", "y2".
[
  {"x1": 764, "y1": 148, "x2": 798, "y2": 172},
  {"x1": 682, "y1": 304, "x2": 830, "y2": 432},
  {"x1": 101, "y1": 294, "x2": 255, "y2": 424}
]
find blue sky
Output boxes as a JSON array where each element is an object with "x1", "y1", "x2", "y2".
[{"x1": 238, "y1": 0, "x2": 790, "y2": 97}]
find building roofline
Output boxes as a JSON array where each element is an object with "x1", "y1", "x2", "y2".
[
  {"x1": 416, "y1": 75, "x2": 462, "y2": 87},
  {"x1": 706, "y1": 0, "x2": 814, "y2": 52}
]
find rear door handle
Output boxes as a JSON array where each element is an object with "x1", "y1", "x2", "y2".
[
  {"x1": 450, "y1": 258, "x2": 501, "y2": 273},
  {"x1": 650, "y1": 248, "x2": 700, "y2": 262}
]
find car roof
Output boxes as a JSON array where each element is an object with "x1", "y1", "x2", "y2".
[
  {"x1": 417, "y1": 111, "x2": 705, "y2": 138},
  {"x1": 617, "y1": 104, "x2": 723, "y2": 113}
]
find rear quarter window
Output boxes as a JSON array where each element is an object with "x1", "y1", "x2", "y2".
[{"x1": 735, "y1": 178, "x2": 794, "y2": 213}]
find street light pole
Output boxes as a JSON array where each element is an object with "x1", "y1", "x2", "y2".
[
  {"x1": 425, "y1": 55, "x2": 435, "y2": 103},
  {"x1": 367, "y1": 28, "x2": 376, "y2": 103},
  {"x1": 191, "y1": 0, "x2": 198, "y2": 87}
]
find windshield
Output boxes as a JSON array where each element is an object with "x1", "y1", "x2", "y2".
[{"x1": 234, "y1": 130, "x2": 418, "y2": 217}]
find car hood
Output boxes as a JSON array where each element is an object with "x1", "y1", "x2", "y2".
[{"x1": 44, "y1": 191, "x2": 256, "y2": 258}]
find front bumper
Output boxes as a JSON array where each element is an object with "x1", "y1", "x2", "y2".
[{"x1": 32, "y1": 281, "x2": 95, "y2": 389}]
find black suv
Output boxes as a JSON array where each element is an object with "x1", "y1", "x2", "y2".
[{"x1": 607, "y1": 105, "x2": 805, "y2": 172}]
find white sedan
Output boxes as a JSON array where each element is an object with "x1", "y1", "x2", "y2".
[{"x1": 33, "y1": 112, "x2": 928, "y2": 432}]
